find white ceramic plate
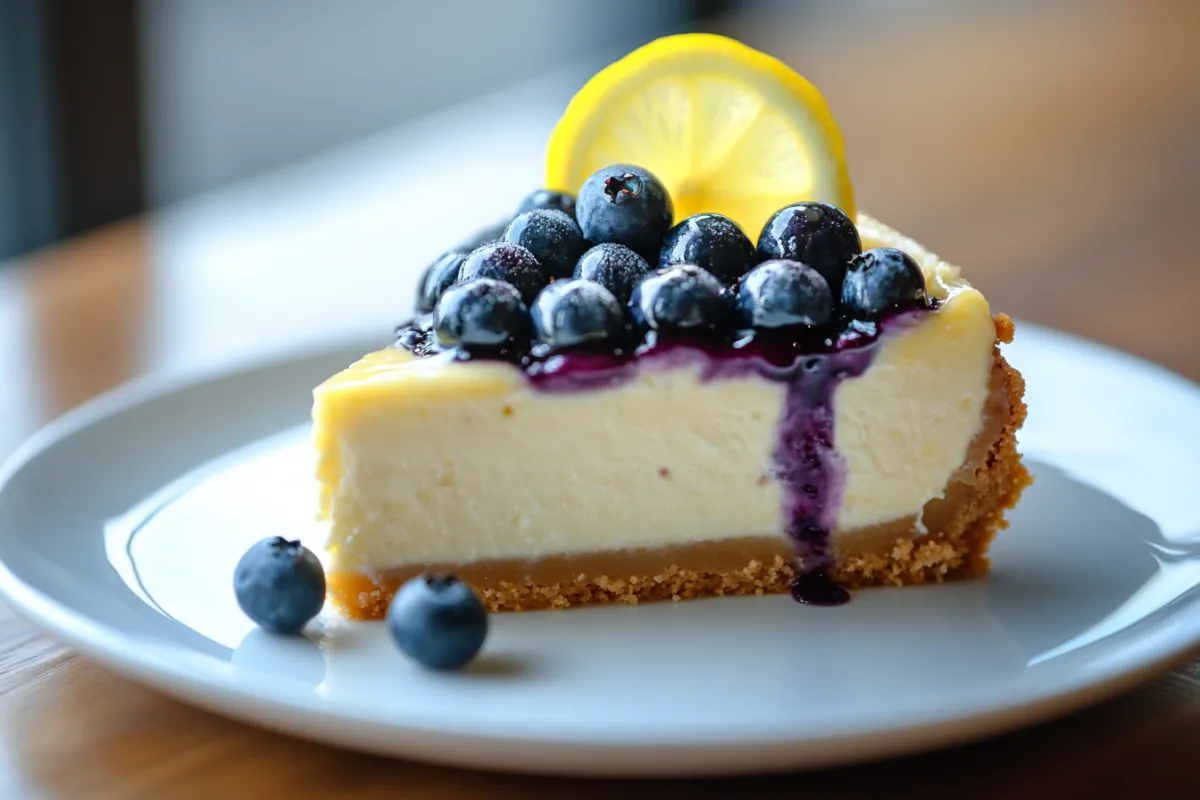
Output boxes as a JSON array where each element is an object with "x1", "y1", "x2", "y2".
[{"x1": 1, "y1": 324, "x2": 1199, "y2": 777}]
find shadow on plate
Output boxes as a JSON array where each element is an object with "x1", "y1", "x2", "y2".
[{"x1": 984, "y1": 458, "x2": 1200, "y2": 665}]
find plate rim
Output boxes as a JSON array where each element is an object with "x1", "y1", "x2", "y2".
[{"x1": 2, "y1": 321, "x2": 1200, "y2": 776}]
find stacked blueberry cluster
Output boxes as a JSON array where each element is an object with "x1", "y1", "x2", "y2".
[{"x1": 403, "y1": 164, "x2": 928, "y2": 363}]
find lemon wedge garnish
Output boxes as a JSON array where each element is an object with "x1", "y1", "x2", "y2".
[{"x1": 545, "y1": 33, "x2": 855, "y2": 241}]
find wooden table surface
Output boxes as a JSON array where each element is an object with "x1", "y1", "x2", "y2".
[{"x1": 2, "y1": 1, "x2": 1199, "y2": 796}]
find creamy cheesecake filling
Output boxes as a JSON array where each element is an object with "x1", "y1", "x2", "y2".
[
  {"x1": 834, "y1": 283, "x2": 995, "y2": 530},
  {"x1": 314, "y1": 283, "x2": 993, "y2": 573},
  {"x1": 317, "y1": 351, "x2": 790, "y2": 569},
  {"x1": 327, "y1": 360, "x2": 1011, "y2": 586}
]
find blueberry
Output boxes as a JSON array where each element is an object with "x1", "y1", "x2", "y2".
[
  {"x1": 233, "y1": 537, "x2": 325, "y2": 635},
  {"x1": 434, "y1": 278, "x2": 530, "y2": 350},
  {"x1": 736, "y1": 259, "x2": 833, "y2": 329},
  {"x1": 457, "y1": 220, "x2": 509, "y2": 251},
  {"x1": 416, "y1": 266, "x2": 433, "y2": 310},
  {"x1": 573, "y1": 243, "x2": 651, "y2": 305},
  {"x1": 517, "y1": 189, "x2": 576, "y2": 219},
  {"x1": 457, "y1": 242, "x2": 546, "y2": 306},
  {"x1": 387, "y1": 574, "x2": 488, "y2": 671},
  {"x1": 630, "y1": 265, "x2": 728, "y2": 335},
  {"x1": 841, "y1": 247, "x2": 927, "y2": 320},
  {"x1": 756, "y1": 202, "x2": 861, "y2": 296},
  {"x1": 658, "y1": 213, "x2": 756, "y2": 284},
  {"x1": 417, "y1": 251, "x2": 467, "y2": 312},
  {"x1": 503, "y1": 209, "x2": 588, "y2": 281},
  {"x1": 530, "y1": 279, "x2": 625, "y2": 353},
  {"x1": 576, "y1": 163, "x2": 673, "y2": 262}
]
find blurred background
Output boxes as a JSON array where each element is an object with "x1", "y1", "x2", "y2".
[
  {"x1": 0, "y1": 0, "x2": 698, "y2": 257},
  {"x1": 0, "y1": 0, "x2": 1197, "y2": 451}
]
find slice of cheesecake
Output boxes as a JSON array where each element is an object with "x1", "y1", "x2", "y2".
[
  {"x1": 310, "y1": 34, "x2": 1030, "y2": 618},
  {"x1": 313, "y1": 213, "x2": 1028, "y2": 618}
]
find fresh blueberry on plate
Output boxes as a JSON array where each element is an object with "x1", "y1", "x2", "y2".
[
  {"x1": 387, "y1": 574, "x2": 489, "y2": 671},
  {"x1": 576, "y1": 163, "x2": 673, "y2": 262},
  {"x1": 233, "y1": 537, "x2": 326, "y2": 635},
  {"x1": 841, "y1": 247, "x2": 927, "y2": 320}
]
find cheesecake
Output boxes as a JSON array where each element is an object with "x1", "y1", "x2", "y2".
[
  {"x1": 310, "y1": 35, "x2": 1030, "y2": 618},
  {"x1": 313, "y1": 212, "x2": 1028, "y2": 617}
]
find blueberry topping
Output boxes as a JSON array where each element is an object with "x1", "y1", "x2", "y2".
[
  {"x1": 503, "y1": 209, "x2": 588, "y2": 281},
  {"x1": 457, "y1": 220, "x2": 509, "y2": 251},
  {"x1": 417, "y1": 251, "x2": 468, "y2": 312},
  {"x1": 233, "y1": 537, "x2": 325, "y2": 634},
  {"x1": 416, "y1": 266, "x2": 433, "y2": 311},
  {"x1": 841, "y1": 247, "x2": 927, "y2": 320},
  {"x1": 517, "y1": 189, "x2": 576, "y2": 219},
  {"x1": 630, "y1": 264, "x2": 728, "y2": 335},
  {"x1": 434, "y1": 278, "x2": 530, "y2": 350},
  {"x1": 576, "y1": 163, "x2": 673, "y2": 262},
  {"x1": 530, "y1": 278, "x2": 625, "y2": 353},
  {"x1": 395, "y1": 315, "x2": 438, "y2": 356},
  {"x1": 573, "y1": 242, "x2": 651, "y2": 305},
  {"x1": 658, "y1": 213, "x2": 756, "y2": 284},
  {"x1": 387, "y1": 574, "x2": 488, "y2": 671},
  {"x1": 736, "y1": 259, "x2": 833, "y2": 329},
  {"x1": 457, "y1": 241, "x2": 547, "y2": 306},
  {"x1": 756, "y1": 202, "x2": 861, "y2": 296}
]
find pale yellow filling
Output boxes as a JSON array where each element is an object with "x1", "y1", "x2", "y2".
[
  {"x1": 834, "y1": 285, "x2": 993, "y2": 529},
  {"x1": 312, "y1": 214, "x2": 995, "y2": 573},
  {"x1": 316, "y1": 355, "x2": 784, "y2": 571}
]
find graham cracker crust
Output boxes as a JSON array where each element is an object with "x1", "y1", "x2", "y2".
[{"x1": 327, "y1": 315, "x2": 1030, "y2": 618}]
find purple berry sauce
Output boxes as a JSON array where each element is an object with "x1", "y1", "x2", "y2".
[
  {"x1": 395, "y1": 302, "x2": 935, "y2": 605},
  {"x1": 790, "y1": 569, "x2": 851, "y2": 606}
]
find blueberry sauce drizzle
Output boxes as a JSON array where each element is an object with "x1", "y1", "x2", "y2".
[
  {"x1": 393, "y1": 315, "x2": 441, "y2": 357},
  {"x1": 790, "y1": 569, "x2": 851, "y2": 606},
  {"x1": 394, "y1": 299, "x2": 936, "y2": 605}
]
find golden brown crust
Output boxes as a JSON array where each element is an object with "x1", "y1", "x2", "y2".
[
  {"x1": 327, "y1": 322, "x2": 1031, "y2": 618},
  {"x1": 994, "y1": 312, "x2": 1016, "y2": 345},
  {"x1": 832, "y1": 338, "x2": 1030, "y2": 589}
]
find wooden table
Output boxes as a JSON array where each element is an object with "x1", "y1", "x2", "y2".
[{"x1": 2, "y1": 1, "x2": 1199, "y2": 796}]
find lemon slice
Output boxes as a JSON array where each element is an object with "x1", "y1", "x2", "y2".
[{"x1": 546, "y1": 33, "x2": 855, "y2": 241}]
